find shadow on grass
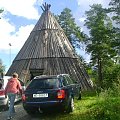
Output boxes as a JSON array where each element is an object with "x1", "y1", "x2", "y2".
[{"x1": 30, "y1": 111, "x2": 90, "y2": 120}]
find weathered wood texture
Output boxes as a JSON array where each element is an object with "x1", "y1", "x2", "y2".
[{"x1": 6, "y1": 7, "x2": 93, "y2": 90}]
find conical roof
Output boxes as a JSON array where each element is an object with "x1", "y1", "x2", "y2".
[{"x1": 6, "y1": 3, "x2": 93, "y2": 90}]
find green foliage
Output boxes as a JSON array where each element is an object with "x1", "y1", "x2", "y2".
[
  {"x1": 0, "y1": 59, "x2": 5, "y2": 74},
  {"x1": 0, "y1": 9, "x2": 3, "y2": 19},
  {"x1": 103, "y1": 78, "x2": 120, "y2": 97},
  {"x1": 0, "y1": 10, "x2": 4, "y2": 74},
  {"x1": 55, "y1": 8, "x2": 86, "y2": 49},
  {"x1": 95, "y1": 82, "x2": 120, "y2": 119},
  {"x1": 0, "y1": 9, "x2": 3, "y2": 13},
  {"x1": 109, "y1": 0, "x2": 120, "y2": 24},
  {"x1": 55, "y1": 8, "x2": 89, "y2": 69},
  {"x1": 102, "y1": 64, "x2": 120, "y2": 89},
  {"x1": 108, "y1": 0, "x2": 120, "y2": 62},
  {"x1": 85, "y1": 4, "x2": 116, "y2": 60},
  {"x1": 35, "y1": 92, "x2": 120, "y2": 120},
  {"x1": 80, "y1": 87, "x2": 120, "y2": 120},
  {"x1": 90, "y1": 97, "x2": 120, "y2": 120},
  {"x1": 84, "y1": 4, "x2": 117, "y2": 88}
]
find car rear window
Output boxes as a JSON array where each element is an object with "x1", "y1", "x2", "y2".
[{"x1": 27, "y1": 78, "x2": 59, "y2": 89}]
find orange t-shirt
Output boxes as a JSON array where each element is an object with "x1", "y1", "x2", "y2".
[{"x1": 5, "y1": 78, "x2": 22, "y2": 94}]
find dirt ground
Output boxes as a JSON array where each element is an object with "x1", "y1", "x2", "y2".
[{"x1": 0, "y1": 102, "x2": 45, "y2": 120}]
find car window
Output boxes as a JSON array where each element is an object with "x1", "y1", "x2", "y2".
[
  {"x1": 65, "y1": 76, "x2": 74, "y2": 85},
  {"x1": 62, "y1": 77, "x2": 68, "y2": 86},
  {"x1": 27, "y1": 78, "x2": 59, "y2": 89}
]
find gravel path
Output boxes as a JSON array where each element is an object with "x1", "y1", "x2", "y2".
[
  {"x1": 0, "y1": 102, "x2": 45, "y2": 120},
  {"x1": 0, "y1": 101, "x2": 64, "y2": 120}
]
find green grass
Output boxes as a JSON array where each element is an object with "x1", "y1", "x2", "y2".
[{"x1": 35, "y1": 92, "x2": 120, "y2": 120}]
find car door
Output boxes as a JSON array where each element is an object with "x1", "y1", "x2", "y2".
[
  {"x1": 62, "y1": 76, "x2": 74, "y2": 98},
  {"x1": 65, "y1": 75, "x2": 80, "y2": 98}
]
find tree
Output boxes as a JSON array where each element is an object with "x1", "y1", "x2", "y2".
[
  {"x1": 0, "y1": 9, "x2": 3, "y2": 19},
  {"x1": 55, "y1": 8, "x2": 86, "y2": 49},
  {"x1": 0, "y1": 10, "x2": 5, "y2": 76},
  {"x1": 84, "y1": 4, "x2": 117, "y2": 89},
  {"x1": 0, "y1": 59, "x2": 5, "y2": 77},
  {"x1": 102, "y1": 62, "x2": 120, "y2": 89},
  {"x1": 109, "y1": 0, "x2": 120, "y2": 24},
  {"x1": 0, "y1": 59, "x2": 5, "y2": 72},
  {"x1": 0, "y1": 9, "x2": 3, "y2": 13},
  {"x1": 108, "y1": 0, "x2": 120, "y2": 64}
]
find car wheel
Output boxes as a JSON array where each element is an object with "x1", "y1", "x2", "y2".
[{"x1": 66, "y1": 97, "x2": 74, "y2": 113}]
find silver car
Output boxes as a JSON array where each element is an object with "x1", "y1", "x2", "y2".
[{"x1": 0, "y1": 76, "x2": 25, "y2": 110}]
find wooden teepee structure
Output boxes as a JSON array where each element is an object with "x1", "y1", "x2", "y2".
[{"x1": 6, "y1": 3, "x2": 93, "y2": 90}]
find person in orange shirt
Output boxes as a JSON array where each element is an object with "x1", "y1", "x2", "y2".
[{"x1": 5, "y1": 73, "x2": 22, "y2": 120}]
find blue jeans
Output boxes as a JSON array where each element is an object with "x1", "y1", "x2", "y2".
[{"x1": 7, "y1": 93, "x2": 16, "y2": 117}]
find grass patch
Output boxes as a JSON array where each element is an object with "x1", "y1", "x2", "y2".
[{"x1": 35, "y1": 92, "x2": 120, "y2": 120}]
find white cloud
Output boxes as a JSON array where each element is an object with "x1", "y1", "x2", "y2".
[
  {"x1": 0, "y1": 0, "x2": 43, "y2": 19},
  {"x1": 74, "y1": 0, "x2": 111, "y2": 61},
  {"x1": 0, "y1": 17, "x2": 34, "y2": 54},
  {"x1": 76, "y1": 0, "x2": 110, "y2": 8},
  {"x1": 11, "y1": 25, "x2": 34, "y2": 53},
  {"x1": 0, "y1": 0, "x2": 42, "y2": 54},
  {"x1": 79, "y1": 17, "x2": 86, "y2": 22},
  {"x1": 74, "y1": 0, "x2": 111, "y2": 34},
  {"x1": 0, "y1": 18, "x2": 15, "y2": 50},
  {"x1": 75, "y1": 0, "x2": 110, "y2": 20}
]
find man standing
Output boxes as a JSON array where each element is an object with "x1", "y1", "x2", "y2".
[{"x1": 5, "y1": 73, "x2": 22, "y2": 120}]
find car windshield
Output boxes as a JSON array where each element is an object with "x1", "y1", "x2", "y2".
[{"x1": 27, "y1": 78, "x2": 59, "y2": 89}]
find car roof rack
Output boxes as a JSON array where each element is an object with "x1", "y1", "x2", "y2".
[{"x1": 33, "y1": 74, "x2": 69, "y2": 79}]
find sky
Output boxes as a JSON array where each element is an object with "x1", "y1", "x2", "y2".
[{"x1": 0, "y1": 0, "x2": 110, "y2": 72}]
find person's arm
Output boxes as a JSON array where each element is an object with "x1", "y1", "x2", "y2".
[{"x1": 17, "y1": 80, "x2": 23, "y2": 95}]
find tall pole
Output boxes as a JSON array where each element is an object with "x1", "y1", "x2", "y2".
[{"x1": 9, "y1": 43, "x2": 12, "y2": 66}]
